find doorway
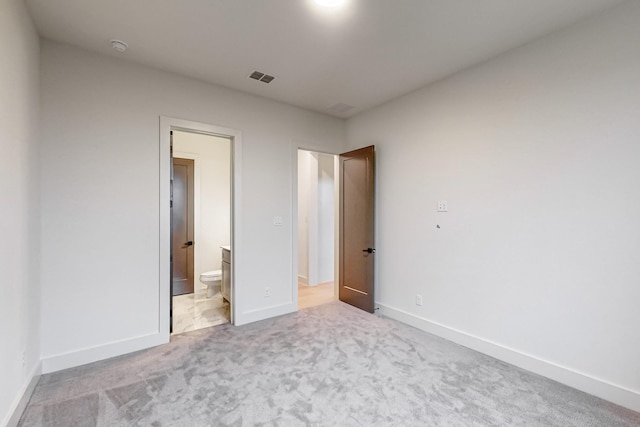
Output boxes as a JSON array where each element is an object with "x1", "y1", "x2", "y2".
[
  {"x1": 297, "y1": 149, "x2": 339, "y2": 310},
  {"x1": 295, "y1": 145, "x2": 376, "y2": 314},
  {"x1": 159, "y1": 116, "x2": 242, "y2": 339},
  {"x1": 170, "y1": 131, "x2": 231, "y2": 334}
]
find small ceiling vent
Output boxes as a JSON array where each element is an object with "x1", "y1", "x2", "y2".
[{"x1": 249, "y1": 70, "x2": 276, "y2": 84}]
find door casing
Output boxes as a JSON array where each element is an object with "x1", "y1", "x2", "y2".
[{"x1": 160, "y1": 116, "x2": 242, "y2": 340}]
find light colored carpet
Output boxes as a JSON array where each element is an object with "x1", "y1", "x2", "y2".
[{"x1": 19, "y1": 302, "x2": 640, "y2": 426}]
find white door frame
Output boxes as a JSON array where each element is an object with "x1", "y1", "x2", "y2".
[{"x1": 160, "y1": 116, "x2": 242, "y2": 338}]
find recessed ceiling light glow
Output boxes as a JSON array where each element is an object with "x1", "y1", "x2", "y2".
[{"x1": 313, "y1": 0, "x2": 346, "y2": 8}]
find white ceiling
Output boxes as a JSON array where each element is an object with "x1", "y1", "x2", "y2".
[{"x1": 25, "y1": 0, "x2": 625, "y2": 118}]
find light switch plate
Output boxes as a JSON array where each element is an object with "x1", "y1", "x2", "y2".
[
  {"x1": 437, "y1": 200, "x2": 448, "y2": 212},
  {"x1": 273, "y1": 216, "x2": 283, "y2": 226}
]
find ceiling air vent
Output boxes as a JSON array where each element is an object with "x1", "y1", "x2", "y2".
[{"x1": 249, "y1": 70, "x2": 276, "y2": 84}]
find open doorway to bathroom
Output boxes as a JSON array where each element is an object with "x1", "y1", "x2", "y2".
[
  {"x1": 297, "y1": 149, "x2": 339, "y2": 310},
  {"x1": 171, "y1": 130, "x2": 231, "y2": 334}
]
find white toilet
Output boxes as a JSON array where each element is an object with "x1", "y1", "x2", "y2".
[{"x1": 199, "y1": 270, "x2": 222, "y2": 298}]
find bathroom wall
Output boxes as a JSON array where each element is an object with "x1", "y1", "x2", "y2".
[
  {"x1": 0, "y1": 1, "x2": 41, "y2": 425},
  {"x1": 173, "y1": 131, "x2": 231, "y2": 291},
  {"x1": 346, "y1": 0, "x2": 640, "y2": 410},
  {"x1": 39, "y1": 40, "x2": 346, "y2": 372},
  {"x1": 297, "y1": 150, "x2": 335, "y2": 286}
]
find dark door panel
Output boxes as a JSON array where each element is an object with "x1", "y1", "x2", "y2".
[
  {"x1": 172, "y1": 158, "x2": 194, "y2": 296},
  {"x1": 339, "y1": 146, "x2": 375, "y2": 312}
]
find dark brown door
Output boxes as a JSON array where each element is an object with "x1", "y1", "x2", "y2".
[
  {"x1": 339, "y1": 146, "x2": 375, "y2": 312},
  {"x1": 172, "y1": 157, "x2": 195, "y2": 296}
]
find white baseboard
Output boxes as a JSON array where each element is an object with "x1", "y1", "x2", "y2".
[
  {"x1": 376, "y1": 302, "x2": 640, "y2": 413},
  {"x1": 298, "y1": 277, "x2": 333, "y2": 287},
  {"x1": 236, "y1": 302, "x2": 296, "y2": 326},
  {"x1": 41, "y1": 332, "x2": 169, "y2": 374},
  {"x1": 5, "y1": 361, "x2": 42, "y2": 427}
]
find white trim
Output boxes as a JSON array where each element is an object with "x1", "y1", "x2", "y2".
[
  {"x1": 236, "y1": 302, "x2": 297, "y2": 325},
  {"x1": 41, "y1": 332, "x2": 165, "y2": 374},
  {"x1": 291, "y1": 142, "x2": 300, "y2": 310},
  {"x1": 308, "y1": 154, "x2": 319, "y2": 285},
  {"x1": 333, "y1": 154, "x2": 340, "y2": 299},
  {"x1": 297, "y1": 274, "x2": 308, "y2": 285},
  {"x1": 376, "y1": 302, "x2": 640, "y2": 412},
  {"x1": 4, "y1": 362, "x2": 41, "y2": 427},
  {"x1": 159, "y1": 116, "x2": 242, "y2": 329}
]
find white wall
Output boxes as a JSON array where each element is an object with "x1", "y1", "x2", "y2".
[
  {"x1": 173, "y1": 131, "x2": 230, "y2": 290},
  {"x1": 346, "y1": 0, "x2": 640, "y2": 410},
  {"x1": 317, "y1": 153, "x2": 335, "y2": 283},
  {"x1": 297, "y1": 150, "x2": 310, "y2": 283},
  {"x1": 0, "y1": 0, "x2": 41, "y2": 425},
  {"x1": 39, "y1": 40, "x2": 346, "y2": 371}
]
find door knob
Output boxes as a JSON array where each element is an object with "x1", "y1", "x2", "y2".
[
  {"x1": 362, "y1": 248, "x2": 376, "y2": 254},
  {"x1": 185, "y1": 241, "x2": 193, "y2": 246}
]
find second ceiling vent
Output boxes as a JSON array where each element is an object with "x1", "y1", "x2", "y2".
[{"x1": 249, "y1": 70, "x2": 275, "y2": 84}]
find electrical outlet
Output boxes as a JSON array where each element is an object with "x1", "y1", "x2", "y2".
[
  {"x1": 273, "y1": 216, "x2": 283, "y2": 226},
  {"x1": 265, "y1": 287, "x2": 271, "y2": 297},
  {"x1": 437, "y1": 200, "x2": 448, "y2": 212},
  {"x1": 416, "y1": 294, "x2": 423, "y2": 306}
]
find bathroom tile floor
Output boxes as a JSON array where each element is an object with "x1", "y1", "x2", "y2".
[{"x1": 172, "y1": 290, "x2": 229, "y2": 334}]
